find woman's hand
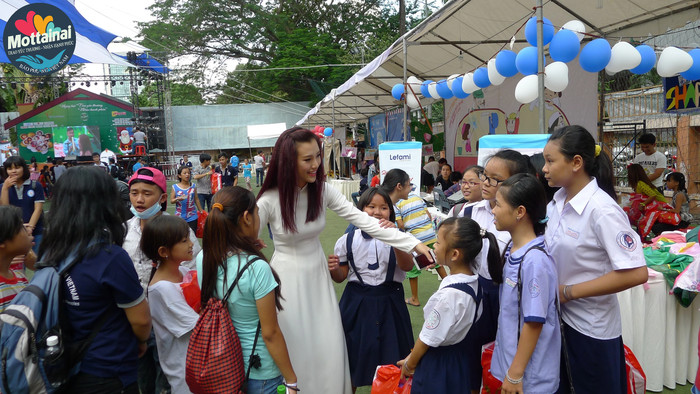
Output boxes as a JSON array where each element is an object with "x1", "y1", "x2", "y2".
[
  {"x1": 254, "y1": 238, "x2": 267, "y2": 250},
  {"x1": 558, "y1": 284, "x2": 569, "y2": 304},
  {"x1": 378, "y1": 219, "x2": 396, "y2": 229},
  {"x1": 412, "y1": 243, "x2": 433, "y2": 262},
  {"x1": 501, "y1": 378, "x2": 524, "y2": 394},
  {"x1": 328, "y1": 255, "x2": 340, "y2": 271},
  {"x1": 397, "y1": 357, "x2": 414, "y2": 378}
]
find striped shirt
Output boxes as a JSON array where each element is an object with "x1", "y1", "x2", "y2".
[
  {"x1": 395, "y1": 192, "x2": 436, "y2": 245},
  {"x1": 0, "y1": 270, "x2": 28, "y2": 313}
]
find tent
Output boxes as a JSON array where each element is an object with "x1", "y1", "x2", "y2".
[
  {"x1": 246, "y1": 122, "x2": 287, "y2": 157},
  {"x1": 477, "y1": 134, "x2": 550, "y2": 165}
]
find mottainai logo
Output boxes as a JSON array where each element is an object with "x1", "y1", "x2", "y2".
[{"x1": 4, "y1": 4, "x2": 75, "y2": 76}]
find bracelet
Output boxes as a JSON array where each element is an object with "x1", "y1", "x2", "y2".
[
  {"x1": 563, "y1": 285, "x2": 573, "y2": 301},
  {"x1": 505, "y1": 369, "x2": 524, "y2": 385},
  {"x1": 284, "y1": 383, "x2": 300, "y2": 392}
]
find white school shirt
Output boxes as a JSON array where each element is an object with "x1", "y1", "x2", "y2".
[
  {"x1": 469, "y1": 200, "x2": 511, "y2": 280},
  {"x1": 335, "y1": 229, "x2": 407, "y2": 285},
  {"x1": 418, "y1": 273, "x2": 481, "y2": 347},
  {"x1": 148, "y1": 266, "x2": 198, "y2": 394},
  {"x1": 545, "y1": 178, "x2": 645, "y2": 340}
]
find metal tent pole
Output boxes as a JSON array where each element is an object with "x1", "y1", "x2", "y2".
[
  {"x1": 333, "y1": 98, "x2": 337, "y2": 178},
  {"x1": 536, "y1": 0, "x2": 546, "y2": 134},
  {"x1": 403, "y1": 37, "x2": 409, "y2": 141}
]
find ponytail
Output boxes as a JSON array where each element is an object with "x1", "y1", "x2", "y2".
[
  {"x1": 484, "y1": 231, "x2": 504, "y2": 284},
  {"x1": 593, "y1": 150, "x2": 616, "y2": 199},
  {"x1": 438, "y1": 216, "x2": 501, "y2": 281}
]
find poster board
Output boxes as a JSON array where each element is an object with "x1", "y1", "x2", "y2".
[
  {"x1": 378, "y1": 141, "x2": 422, "y2": 186},
  {"x1": 477, "y1": 134, "x2": 550, "y2": 166}
]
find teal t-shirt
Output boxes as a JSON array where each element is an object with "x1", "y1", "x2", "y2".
[
  {"x1": 196, "y1": 252, "x2": 280, "y2": 380},
  {"x1": 242, "y1": 164, "x2": 252, "y2": 178}
]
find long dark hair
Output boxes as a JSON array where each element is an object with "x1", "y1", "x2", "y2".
[
  {"x1": 3, "y1": 156, "x2": 30, "y2": 182},
  {"x1": 548, "y1": 125, "x2": 615, "y2": 198},
  {"x1": 258, "y1": 127, "x2": 325, "y2": 233},
  {"x1": 140, "y1": 215, "x2": 190, "y2": 265},
  {"x1": 202, "y1": 186, "x2": 283, "y2": 310},
  {"x1": 488, "y1": 149, "x2": 536, "y2": 177},
  {"x1": 667, "y1": 172, "x2": 687, "y2": 192},
  {"x1": 498, "y1": 174, "x2": 548, "y2": 235},
  {"x1": 437, "y1": 217, "x2": 501, "y2": 281},
  {"x1": 627, "y1": 164, "x2": 655, "y2": 191},
  {"x1": 38, "y1": 166, "x2": 128, "y2": 264},
  {"x1": 357, "y1": 187, "x2": 396, "y2": 223},
  {"x1": 529, "y1": 153, "x2": 558, "y2": 202},
  {"x1": 380, "y1": 168, "x2": 410, "y2": 194}
]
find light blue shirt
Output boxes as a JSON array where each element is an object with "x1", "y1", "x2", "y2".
[
  {"x1": 242, "y1": 164, "x2": 252, "y2": 178},
  {"x1": 132, "y1": 163, "x2": 143, "y2": 172},
  {"x1": 63, "y1": 137, "x2": 80, "y2": 156},
  {"x1": 196, "y1": 252, "x2": 280, "y2": 380}
]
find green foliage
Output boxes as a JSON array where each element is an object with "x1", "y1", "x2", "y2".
[
  {"x1": 0, "y1": 64, "x2": 81, "y2": 112},
  {"x1": 410, "y1": 118, "x2": 444, "y2": 152}
]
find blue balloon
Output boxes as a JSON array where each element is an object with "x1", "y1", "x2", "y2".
[
  {"x1": 549, "y1": 30, "x2": 580, "y2": 63},
  {"x1": 680, "y1": 49, "x2": 700, "y2": 81},
  {"x1": 629, "y1": 45, "x2": 656, "y2": 75},
  {"x1": 324, "y1": 127, "x2": 333, "y2": 137},
  {"x1": 516, "y1": 46, "x2": 540, "y2": 76},
  {"x1": 451, "y1": 77, "x2": 470, "y2": 99},
  {"x1": 421, "y1": 80, "x2": 433, "y2": 98},
  {"x1": 435, "y1": 79, "x2": 454, "y2": 99},
  {"x1": 473, "y1": 67, "x2": 491, "y2": 88},
  {"x1": 391, "y1": 84, "x2": 404, "y2": 100},
  {"x1": 495, "y1": 50, "x2": 518, "y2": 77},
  {"x1": 525, "y1": 16, "x2": 555, "y2": 47},
  {"x1": 579, "y1": 38, "x2": 611, "y2": 73}
]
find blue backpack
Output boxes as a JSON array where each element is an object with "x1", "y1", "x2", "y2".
[{"x1": 0, "y1": 252, "x2": 109, "y2": 393}]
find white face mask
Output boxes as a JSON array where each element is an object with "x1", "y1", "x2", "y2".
[{"x1": 130, "y1": 201, "x2": 162, "y2": 220}]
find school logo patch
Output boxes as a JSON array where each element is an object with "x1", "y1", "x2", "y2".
[
  {"x1": 565, "y1": 228, "x2": 580, "y2": 239},
  {"x1": 27, "y1": 189, "x2": 34, "y2": 197},
  {"x1": 505, "y1": 277, "x2": 517, "y2": 288},
  {"x1": 528, "y1": 279, "x2": 540, "y2": 298},
  {"x1": 425, "y1": 309, "x2": 441, "y2": 330},
  {"x1": 616, "y1": 231, "x2": 637, "y2": 251}
]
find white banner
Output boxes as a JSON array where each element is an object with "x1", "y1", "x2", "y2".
[{"x1": 378, "y1": 142, "x2": 422, "y2": 187}]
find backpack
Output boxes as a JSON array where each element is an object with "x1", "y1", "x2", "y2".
[
  {"x1": 186, "y1": 257, "x2": 263, "y2": 394},
  {"x1": 0, "y1": 250, "x2": 111, "y2": 394},
  {"x1": 452, "y1": 203, "x2": 473, "y2": 218},
  {"x1": 109, "y1": 164, "x2": 126, "y2": 181}
]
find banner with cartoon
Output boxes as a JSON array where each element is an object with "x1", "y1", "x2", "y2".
[
  {"x1": 369, "y1": 113, "x2": 386, "y2": 147},
  {"x1": 444, "y1": 61, "x2": 597, "y2": 172}
]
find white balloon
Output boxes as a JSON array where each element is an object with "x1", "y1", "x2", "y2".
[
  {"x1": 487, "y1": 59, "x2": 506, "y2": 86},
  {"x1": 560, "y1": 20, "x2": 586, "y2": 42},
  {"x1": 446, "y1": 74, "x2": 460, "y2": 89},
  {"x1": 544, "y1": 62, "x2": 569, "y2": 92},
  {"x1": 406, "y1": 93, "x2": 421, "y2": 109},
  {"x1": 461, "y1": 73, "x2": 478, "y2": 93},
  {"x1": 605, "y1": 42, "x2": 642, "y2": 74},
  {"x1": 428, "y1": 82, "x2": 439, "y2": 99},
  {"x1": 515, "y1": 75, "x2": 539, "y2": 104},
  {"x1": 657, "y1": 47, "x2": 693, "y2": 77},
  {"x1": 407, "y1": 76, "x2": 422, "y2": 95}
]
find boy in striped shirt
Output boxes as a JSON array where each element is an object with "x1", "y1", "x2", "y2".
[{"x1": 0, "y1": 206, "x2": 33, "y2": 313}]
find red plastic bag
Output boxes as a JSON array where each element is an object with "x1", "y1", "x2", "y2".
[
  {"x1": 181, "y1": 270, "x2": 201, "y2": 313},
  {"x1": 211, "y1": 172, "x2": 222, "y2": 195},
  {"x1": 196, "y1": 211, "x2": 208, "y2": 238},
  {"x1": 624, "y1": 345, "x2": 646, "y2": 394},
  {"x1": 480, "y1": 341, "x2": 502, "y2": 394},
  {"x1": 371, "y1": 365, "x2": 412, "y2": 394}
]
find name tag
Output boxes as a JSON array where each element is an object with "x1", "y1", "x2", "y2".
[
  {"x1": 505, "y1": 277, "x2": 517, "y2": 288},
  {"x1": 565, "y1": 227, "x2": 580, "y2": 239}
]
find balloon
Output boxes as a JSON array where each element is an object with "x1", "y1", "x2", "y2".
[
  {"x1": 391, "y1": 84, "x2": 404, "y2": 100},
  {"x1": 421, "y1": 80, "x2": 433, "y2": 98},
  {"x1": 629, "y1": 45, "x2": 656, "y2": 75},
  {"x1": 578, "y1": 38, "x2": 611, "y2": 73},
  {"x1": 435, "y1": 79, "x2": 454, "y2": 99},
  {"x1": 315, "y1": 125, "x2": 322, "y2": 133},
  {"x1": 461, "y1": 72, "x2": 478, "y2": 93},
  {"x1": 446, "y1": 74, "x2": 460, "y2": 89},
  {"x1": 428, "y1": 82, "x2": 439, "y2": 99},
  {"x1": 560, "y1": 20, "x2": 586, "y2": 41},
  {"x1": 407, "y1": 76, "x2": 422, "y2": 94},
  {"x1": 487, "y1": 59, "x2": 506, "y2": 86},
  {"x1": 515, "y1": 75, "x2": 539, "y2": 104},
  {"x1": 544, "y1": 61, "x2": 569, "y2": 92},
  {"x1": 524, "y1": 16, "x2": 555, "y2": 47},
  {"x1": 451, "y1": 77, "x2": 470, "y2": 99},
  {"x1": 473, "y1": 67, "x2": 491, "y2": 88},
  {"x1": 680, "y1": 49, "x2": 700, "y2": 81},
  {"x1": 406, "y1": 93, "x2": 421, "y2": 109},
  {"x1": 549, "y1": 30, "x2": 580, "y2": 63},
  {"x1": 516, "y1": 46, "x2": 540, "y2": 76},
  {"x1": 657, "y1": 47, "x2": 693, "y2": 78},
  {"x1": 605, "y1": 42, "x2": 642, "y2": 74},
  {"x1": 495, "y1": 50, "x2": 518, "y2": 77},
  {"x1": 324, "y1": 128, "x2": 333, "y2": 137}
]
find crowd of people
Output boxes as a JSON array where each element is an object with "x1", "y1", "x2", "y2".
[{"x1": 0, "y1": 124, "x2": 687, "y2": 394}]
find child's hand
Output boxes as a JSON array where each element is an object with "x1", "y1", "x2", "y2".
[
  {"x1": 328, "y1": 255, "x2": 340, "y2": 271},
  {"x1": 501, "y1": 378, "x2": 524, "y2": 394},
  {"x1": 397, "y1": 356, "x2": 414, "y2": 378},
  {"x1": 378, "y1": 219, "x2": 396, "y2": 229},
  {"x1": 254, "y1": 238, "x2": 267, "y2": 250}
]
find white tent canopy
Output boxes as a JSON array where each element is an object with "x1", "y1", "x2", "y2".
[
  {"x1": 296, "y1": 0, "x2": 699, "y2": 126},
  {"x1": 247, "y1": 123, "x2": 288, "y2": 140}
]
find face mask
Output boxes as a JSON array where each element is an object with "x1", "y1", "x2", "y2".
[{"x1": 130, "y1": 200, "x2": 163, "y2": 220}]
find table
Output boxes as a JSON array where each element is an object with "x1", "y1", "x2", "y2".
[
  {"x1": 618, "y1": 271, "x2": 700, "y2": 391},
  {"x1": 328, "y1": 179, "x2": 360, "y2": 202}
]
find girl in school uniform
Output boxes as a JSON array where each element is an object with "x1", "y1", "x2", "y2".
[
  {"x1": 398, "y1": 216, "x2": 501, "y2": 394},
  {"x1": 542, "y1": 125, "x2": 648, "y2": 393},
  {"x1": 490, "y1": 173, "x2": 560, "y2": 394},
  {"x1": 328, "y1": 187, "x2": 415, "y2": 390}
]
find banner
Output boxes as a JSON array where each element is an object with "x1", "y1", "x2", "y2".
[
  {"x1": 369, "y1": 113, "x2": 386, "y2": 147},
  {"x1": 444, "y1": 60, "x2": 597, "y2": 172},
  {"x1": 386, "y1": 109, "x2": 405, "y2": 142},
  {"x1": 663, "y1": 76, "x2": 700, "y2": 113},
  {"x1": 378, "y1": 141, "x2": 422, "y2": 187},
  {"x1": 477, "y1": 134, "x2": 549, "y2": 166}
]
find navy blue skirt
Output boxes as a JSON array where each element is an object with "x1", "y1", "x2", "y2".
[
  {"x1": 556, "y1": 322, "x2": 626, "y2": 394},
  {"x1": 412, "y1": 341, "x2": 472, "y2": 394},
  {"x1": 465, "y1": 275, "x2": 500, "y2": 390},
  {"x1": 339, "y1": 281, "x2": 414, "y2": 387}
]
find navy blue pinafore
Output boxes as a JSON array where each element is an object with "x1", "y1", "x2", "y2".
[
  {"x1": 338, "y1": 230, "x2": 414, "y2": 387},
  {"x1": 411, "y1": 281, "x2": 482, "y2": 394}
]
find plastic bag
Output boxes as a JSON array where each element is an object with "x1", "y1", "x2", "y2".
[
  {"x1": 371, "y1": 365, "x2": 412, "y2": 394},
  {"x1": 480, "y1": 341, "x2": 502, "y2": 394},
  {"x1": 624, "y1": 345, "x2": 646, "y2": 394},
  {"x1": 211, "y1": 172, "x2": 222, "y2": 195},
  {"x1": 196, "y1": 211, "x2": 208, "y2": 238},
  {"x1": 181, "y1": 270, "x2": 201, "y2": 313}
]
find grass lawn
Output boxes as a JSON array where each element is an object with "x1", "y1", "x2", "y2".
[{"x1": 41, "y1": 178, "x2": 693, "y2": 394}]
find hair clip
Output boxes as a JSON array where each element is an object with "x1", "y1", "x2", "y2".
[
  {"x1": 479, "y1": 228, "x2": 486, "y2": 237},
  {"x1": 539, "y1": 216, "x2": 549, "y2": 224}
]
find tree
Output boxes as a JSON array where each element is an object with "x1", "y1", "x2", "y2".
[{"x1": 0, "y1": 64, "x2": 84, "y2": 112}]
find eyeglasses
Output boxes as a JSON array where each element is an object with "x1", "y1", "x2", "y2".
[
  {"x1": 459, "y1": 180, "x2": 480, "y2": 187},
  {"x1": 478, "y1": 171, "x2": 505, "y2": 187}
]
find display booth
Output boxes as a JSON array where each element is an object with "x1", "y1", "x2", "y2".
[{"x1": 477, "y1": 134, "x2": 550, "y2": 165}]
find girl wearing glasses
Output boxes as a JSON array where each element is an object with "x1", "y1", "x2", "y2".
[{"x1": 448, "y1": 165, "x2": 483, "y2": 218}]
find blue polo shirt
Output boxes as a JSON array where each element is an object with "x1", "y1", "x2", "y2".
[{"x1": 6, "y1": 179, "x2": 45, "y2": 235}]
